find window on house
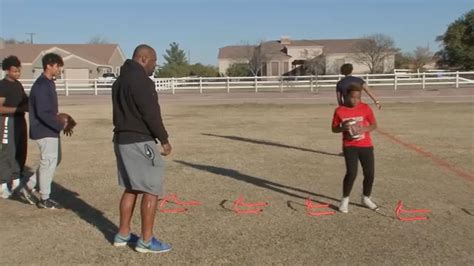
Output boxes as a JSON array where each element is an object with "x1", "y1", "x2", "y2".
[
  {"x1": 282, "y1": 62, "x2": 289, "y2": 74},
  {"x1": 271, "y1": 62, "x2": 279, "y2": 76},
  {"x1": 262, "y1": 64, "x2": 267, "y2": 76}
]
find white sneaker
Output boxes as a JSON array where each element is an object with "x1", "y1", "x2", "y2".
[
  {"x1": 339, "y1": 197, "x2": 349, "y2": 213},
  {"x1": 1, "y1": 183, "x2": 12, "y2": 199},
  {"x1": 362, "y1": 196, "x2": 378, "y2": 210}
]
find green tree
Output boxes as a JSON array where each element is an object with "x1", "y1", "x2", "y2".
[
  {"x1": 156, "y1": 64, "x2": 190, "y2": 78},
  {"x1": 226, "y1": 63, "x2": 251, "y2": 77},
  {"x1": 156, "y1": 42, "x2": 190, "y2": 77},
  {"x1": 163, "y1": 42, "x2": 188, "y2": 66},
  {"x1": 189, "y1": 63, "x2": 219, "y2": 77},
  {"x1": 436, "y1": 9, "x2": 474, "y2": 70}
]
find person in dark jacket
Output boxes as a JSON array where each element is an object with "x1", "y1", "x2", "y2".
[
  {"x1": 111, "y1": 44, "x2": 172, "y2": 253},
  {"x1": 336, "y1": 63, "x2": 382, "y2": 109},
  {"x1": 28, "y1": 53, "x2": 74, "y2": 209}
]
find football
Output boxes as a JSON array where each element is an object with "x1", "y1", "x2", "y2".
[
  {"x1": 343, "y1": 119, "x2": 361, "y2": 139},
  {"x1": 56, "y1": 113, "x2": 69, "y2": 124},
  {"x1": 57, "y1": 113, "x2": 77, "y2": 131}
]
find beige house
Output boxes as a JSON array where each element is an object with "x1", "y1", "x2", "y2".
[
  {"x1": 218, "y1": 37, "x2": 395, "y2": 76},
  {"x1": 0, "y1": 42, "x2": 126, "y2": 80}
]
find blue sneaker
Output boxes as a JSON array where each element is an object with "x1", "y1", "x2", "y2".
[
  {"x1": 113, "y1": 233, "x2": 139, "y2": 247},
  {"x1": 135, "y1": 237, "x2": 172, "y2": 253}
]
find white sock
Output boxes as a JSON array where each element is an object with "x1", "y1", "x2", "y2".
[
  {"x1": 26, "y1": 173, "x2": 37, "y2": 191},
  {"x1": 11, "y1": 179, "x2": 20, "y2": 191},
  {"x1": 339, "y1": 197, "x2": 349, "y2": 213}
]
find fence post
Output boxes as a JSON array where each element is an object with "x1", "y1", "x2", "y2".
[
  {"x1": 422, "y1": 72, "x2": 425, "y2": 90},
  {"x1": 94, "y1": 79, "x2": 98, "y2": 96},
  {"x1": 65, "y1": 80, "x2": 69, "y2": 96},
  {"x1": 310, "y1": 75, "x2": 314, "y2": 92},
  {"x1": 254, "y1": 76, "x2": 258, "y2": 93},
  {"x1": 172, "y1": 77, "x2": 176, "y2": 94},
  {"x1": 365, "y1": 73, "x2": 369, "y2": 86},
  {"x1": 199, "y1": 77, "x2": 203, "y2": 94},
  {"x1": 226, "y1": 77, "x2": 230, "y2": 93},
  {"x1": 394, "y1": 73, "x2": 398, "y2": 91},
  {"x1": 455, "y1": 71, "x2": 459, "y2": 88},
  {"x1": 315, "y1": 75, "x2": 319, "y2": 93},
  {"x1": 279, "y1": 76, "x2": 283, "y2": 92}
]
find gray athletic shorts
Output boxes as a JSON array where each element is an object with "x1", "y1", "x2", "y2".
[{"x1": 114, "y1": 141, "x2": 165, "y2": 196}]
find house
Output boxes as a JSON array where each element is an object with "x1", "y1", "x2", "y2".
[
  {"x1": 218, "y1": 37, "x2": 396, "y2": 76},
  {"x1": 0, "y1": 40, "x2": 126, "y2": 80}
]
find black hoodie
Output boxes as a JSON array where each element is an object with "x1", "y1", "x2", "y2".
[{"x1": 112, "y1": 59, "x2": 168, "y2": 144}]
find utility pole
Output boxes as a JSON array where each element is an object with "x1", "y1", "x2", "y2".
[{"x1": 25, "y1": 33, "x2": 36, "y2": 44}]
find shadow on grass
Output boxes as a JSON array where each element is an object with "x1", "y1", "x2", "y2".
[
  {"x1": 175, "y1": 160, "x2": 366, "y2": 210},
  {"x1": 202, "y1": 133, "x2": 342, "y2": 157}
]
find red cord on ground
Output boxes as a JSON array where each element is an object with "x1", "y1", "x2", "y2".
[{"x1": 395, "y1": 201, "x2": 431, "y2": 221}]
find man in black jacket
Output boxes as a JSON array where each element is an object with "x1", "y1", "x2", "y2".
[{"x1": 111, "y1": 44, "x2": 172, "y2": 253}]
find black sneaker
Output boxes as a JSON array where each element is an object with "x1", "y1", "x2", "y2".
[
  {"x1": 15, "y1": 187, "x2": 38, "y2": 205},
  {"x1": 37, "y1": 198, "x2": 63, "y2": 209}
]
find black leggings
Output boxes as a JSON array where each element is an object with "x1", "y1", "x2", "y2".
[{"x1": 342, "y1": 146, "x2": 375, "y2": 197}]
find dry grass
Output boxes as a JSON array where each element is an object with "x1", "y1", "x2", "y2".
[{"x1": 1, "y1": 102, "x2": 473, "y2": 264}]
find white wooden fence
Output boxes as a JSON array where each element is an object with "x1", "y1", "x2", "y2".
[{"x1": 19, "y1": 71, "x2": 474, "y2": 95}]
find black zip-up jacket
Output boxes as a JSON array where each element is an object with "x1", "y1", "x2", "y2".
[{"x1": 112, "y1": 59, "x2": 168, "y2": 144}]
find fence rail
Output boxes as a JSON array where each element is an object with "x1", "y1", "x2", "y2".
[{"x1": 19, "y1": 71, "x2": 474, "y2": 96}]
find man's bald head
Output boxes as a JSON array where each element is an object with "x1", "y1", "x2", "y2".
[
  {"x1": 132, "y1": 44, "x2": 157, "y2": 76},
  {"x1": 133, "y1": 44, "x2": 156, "y2": 59}
]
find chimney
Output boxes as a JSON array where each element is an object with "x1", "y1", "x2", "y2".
[{"x1": 280, "y1": 36, "x2": 291, "y2": 45}]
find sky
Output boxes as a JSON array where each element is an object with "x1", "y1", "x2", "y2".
[{"x1": 0, "y1": 0, "x2": 472, "y2": 66}]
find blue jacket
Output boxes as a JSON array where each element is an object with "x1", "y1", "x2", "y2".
[{"x1": 29, "y1": 74, "x2": 64, "y2": 140}]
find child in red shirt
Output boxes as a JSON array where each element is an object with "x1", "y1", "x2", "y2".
[{"x1": 332, "y1": 83, "x2": 379, "y2": 213}]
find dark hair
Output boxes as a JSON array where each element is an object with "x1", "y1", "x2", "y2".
[
  {"x1": 42, "y1": 53, "x2": 64, "y2": 70},
  {"x1": 340, "y1": 63, "x2": 353, "y2": 76},
  {"x1": 347, "y1": 83, "x2": 363, "y2": 94},
  {"x1": 2, "y1": 55, "x2": 21, "y2": 70}
]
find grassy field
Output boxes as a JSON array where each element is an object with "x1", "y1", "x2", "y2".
[{"x1": 1, "y1": 102, "x2": 473, "y2": 264}]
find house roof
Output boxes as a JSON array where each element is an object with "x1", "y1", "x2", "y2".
[
  {"x1": 287, "y1": 39, "x2": 366, "y2": 53},
  {"x1": 218, "y1": 38, "x2": 368, "y2": 59},
  {"x1": 218, "y1": 45, "x2": 256, "y2": 59},
  {"x1": 0, "y1": 44, "x2": 123, "y2": 65}
]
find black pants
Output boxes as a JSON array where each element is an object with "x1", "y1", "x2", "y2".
[
  {"x1": 342, "y1": 146, "x2": 375, "y2": 197},
  {"x1": 0, "y1": 115, "x2": 27, "y2": 184}
]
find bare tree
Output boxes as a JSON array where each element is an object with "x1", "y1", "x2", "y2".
[
  {"x1": 354, "y1": 34, "x2": 397, "y2": 73},
  {"x1": 410, "y1": 46, "x2": 433, "y2": 70},
  {"x1": 240, "y1": 41, "x2": 268, "y2": 76},
  {"x1": 242, "y1": 41, "x2": 268, "y2": 76},
  {"x1": 88, "y1": 35, "x2": 110, "y2": 44},
  {"x1": 301, "y1": 49, "x2": 326, "y2": 75},
  {"x1": 249, "y1": 45, "x2": 268, "y2": 76},
  {"x1": 2, "y1": 37, "x2": 28, "y2": 44}
]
